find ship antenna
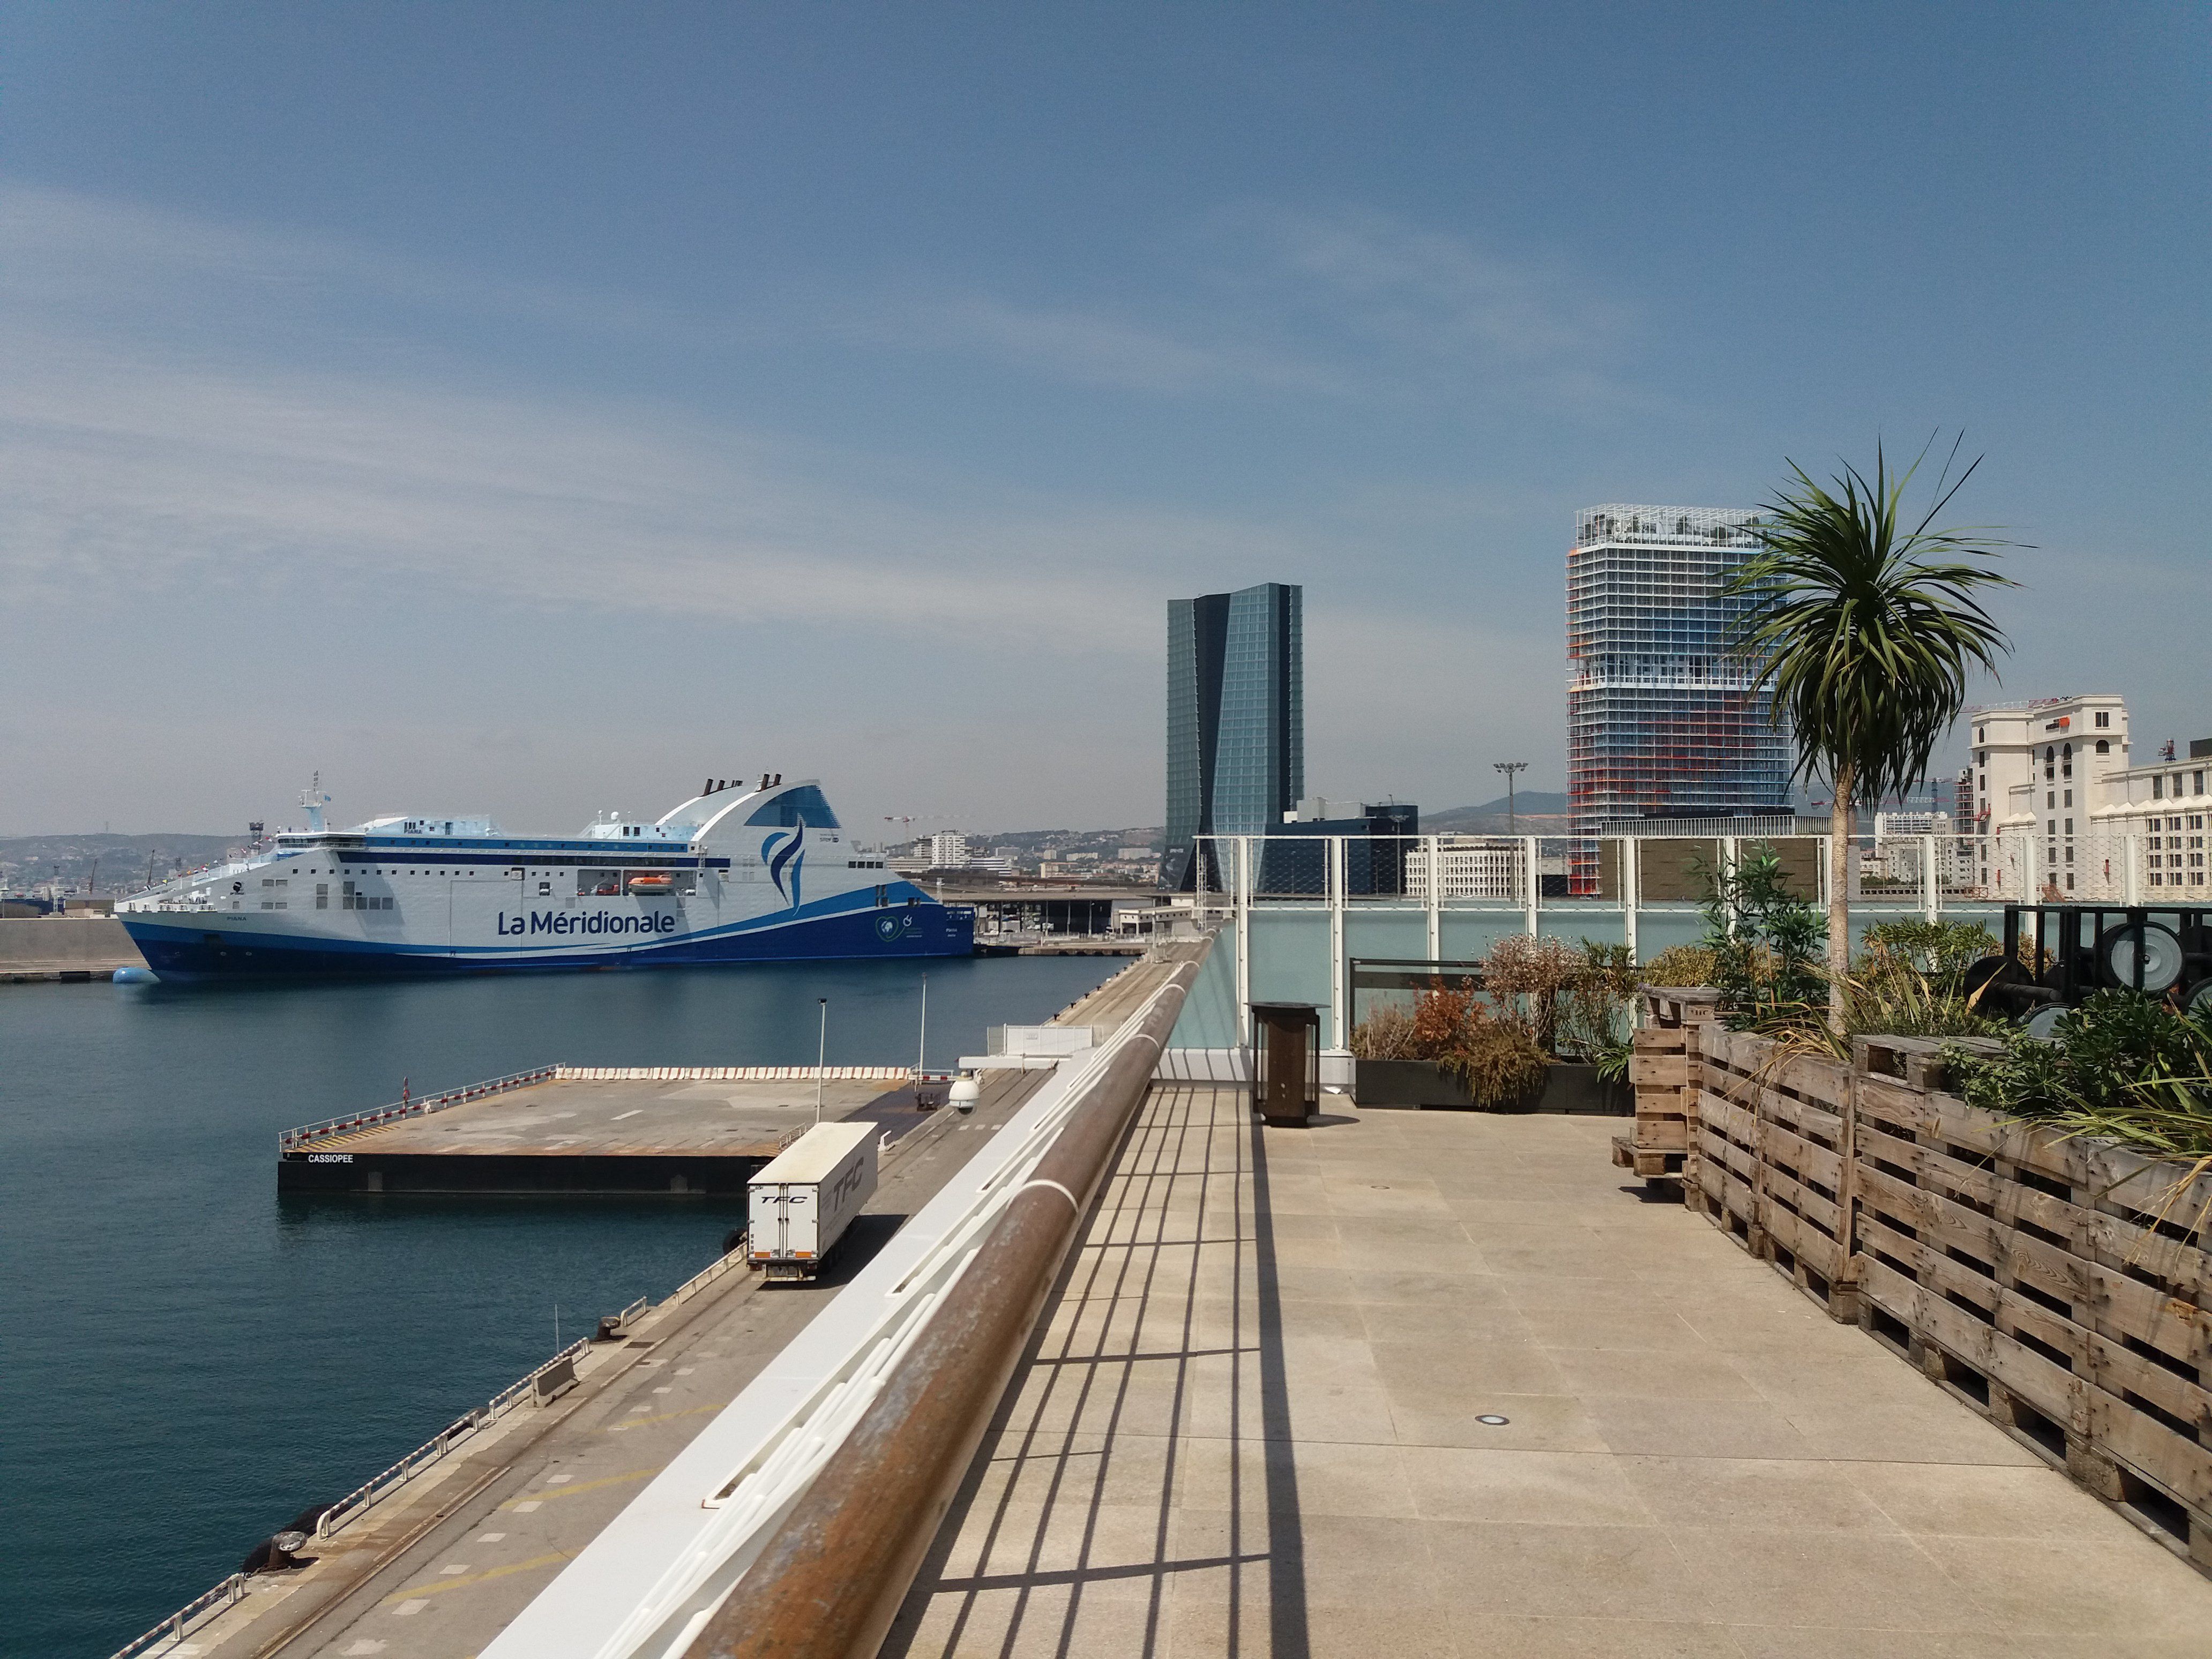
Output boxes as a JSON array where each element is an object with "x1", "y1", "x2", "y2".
[{"x1": 300, "y1": 771, "x2": 331, "y2": 834}]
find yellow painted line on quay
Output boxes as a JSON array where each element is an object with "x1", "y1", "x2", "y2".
[
  {"x1": 498, "y1": 1466, "x2": 664, "y2": 1508},
  {"x1": 383, "y1": 1550, "x2": 578, "y2": 1604},
  {"x1": 606, "y1": 1401, "x2": 727, "y2": 1433}
]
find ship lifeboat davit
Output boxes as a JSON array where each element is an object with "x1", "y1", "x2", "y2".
[{"x1": 626, "y1": 873, "x2": 675, "y2": 892}]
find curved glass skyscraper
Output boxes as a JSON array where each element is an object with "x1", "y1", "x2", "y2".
[{"x1": 1165, "y1": 582, "x2": 1303, "y2": 890}]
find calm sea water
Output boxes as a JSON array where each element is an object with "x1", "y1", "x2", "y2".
[{"x1": 0, "y1": 955, "x2": 1113, "y2": 1658}]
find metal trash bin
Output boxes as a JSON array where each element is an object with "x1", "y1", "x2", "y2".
[{"x1": 1251, "y1": 1003, "x2": 1320, "y2": 1127}]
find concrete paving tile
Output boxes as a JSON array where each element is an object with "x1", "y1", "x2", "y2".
[
  {"x1": 1479, "y1": 1242, "x2": 1626, "y2": 1277},
  {"x1": 1618, "y1": 1456, "x2": 1903, "y2": 1534},
  {"x1": 1521, "y1": 1305, "x2": 1715, "y2": 1352},
  {"x1": 2011, "y1": 1635, "x2": 2212, "y2": 1659},
  {"x1": 1547, "y1": 1346, "x2": 1762, "y2": 1401},
  {"x1": 1392, "y1": 1393, "x2": 1613, "y2": 1453},
  {"x1": 1269, "y1": 1379, "x2": 1402, "y2": 1446},
  {"x1": 1371, "y1": 1335, "x2": 1574, "y2": 1401},
  {"x1": 1424, "y1": 1520, "x2": 1713, "y2": 1620},
  {"x1": 1317, "y1": 1176, "x2": 1457, "y2": 1216},
  {"x1": 1669, "y1": 1527, "x2": 1998, "y2": 1631},
  {"x1": 897, "y1": 1581, "x2": 1165, "y2": 1658},
  {"x1": 1725, "y1": 1629, "x2": 2026, "y2": 1658},
  {"x1": 1334, "y1": 1236, "x2": 1493, "y2": 1275},
  {"x1": 1842, "y1": 1460, "x2": 2143, "y2": 1542},
  {"x1": 1359, "y1": 1299, "x2": 1534, "y2": 1345},
  {"x1": 1772, "y1": 1399, "x2": 2042, "y2": 1466},
  {"x1": 1344, "y1": 1265, "x2": 1518, "y2": 1306},
  {"x1": 1455, "y1": 1615, "x2": 1748, "y2": 1658},
  {"x1": 1164, "y1": 1577, "x2": 1463, "y2": 1658},
  {"x1": 1912, "y1": 1535, "x2": 2212, "y2": 1638},
  {"x1": 1167, "y1": 1509, "x2": 1441, "y2": 1608},
  {"x1": 1404, "y1": 1446, "x2": 1655, "y2": 1527},
  {"x1": 1176, "y1": 1434, "x2": 1419, "y2": 1519},
  {"x1": 1586, "y1": 1398, "x2": 1820, "y2": 1461}
]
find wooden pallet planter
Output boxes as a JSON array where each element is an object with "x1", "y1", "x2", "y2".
[
  {"x1": 1672, "y1": 1021, "x2": 2212, "y2": 1575},
  {"x1": 1849, "y1": 1043, "x2": 2212, "y2": 1574},
  {"x1": 1611, "y1": 986, "x2": 1724, "y2": 1188},
  {"x1": 1692, "y1": 1026, "x2": 1859, "y2": 1319}
]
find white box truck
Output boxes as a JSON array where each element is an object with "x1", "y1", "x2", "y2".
[{"x1": 746, "y1": 1121, "x2": 879, "y2": 1282}]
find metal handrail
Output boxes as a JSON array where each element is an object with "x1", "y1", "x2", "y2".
[
  {"x1": 104, "y1": 1574, "x2": 248, "y2": 1659},
  {"x1": 277, "y1": 1066, "x2": 558, "y2": 1149},
  {"x1": 317, "y1": 1335, "x2": 593, "y2": 1540},
  {"x1": 685, "y1": 960, "x2": 1199, "y2": 1658},
  {"x1": 105, "y1": 1219, "x2": 778, "y2": 1658},
  {"x1": 476, "y1": 947, "x2": 1205, "y2": 1659}
]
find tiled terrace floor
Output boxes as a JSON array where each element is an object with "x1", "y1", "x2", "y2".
[{"x1": 884, "y1": 1083, "x2": 2212, "y2": 1658}]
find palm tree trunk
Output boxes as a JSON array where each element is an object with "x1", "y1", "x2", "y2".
[{"x1": 1829, "y1": 763, "x2": 1852, "y2": 1035}]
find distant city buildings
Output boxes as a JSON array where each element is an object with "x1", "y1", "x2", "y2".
[
  {"x1": 1166, "y1": 581, "x2": 1303, "y2": 889},
  {"x1": 1404, "y1": 835, "x2": 1522, "y2": 901},
  {"x1": 1566, "y1": 505, "x2": 1792, "y2": 892},
  {"x1": 1966, "y1": 694, "x2": 2209, "y2": 897},
  {"x1": 928, "y1": 831, "x2": 971, "y2": 870}
]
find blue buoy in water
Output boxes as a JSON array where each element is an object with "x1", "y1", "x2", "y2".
[{"x1": 113, "y1": 966, "x2": 159, "y2": 985}]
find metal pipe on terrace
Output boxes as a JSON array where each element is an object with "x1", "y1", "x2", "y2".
[{"x1": 683, "y1": 956, "x2": 1200, "y2": 1659}]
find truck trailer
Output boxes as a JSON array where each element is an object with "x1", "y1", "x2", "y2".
[{"x1": 746, "y1": 1120, "x2": 879, "y2": 1281}]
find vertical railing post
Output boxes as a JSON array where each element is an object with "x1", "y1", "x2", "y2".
[
  {"x1": 2124, "y1": 832, "x2": 2142, "y2": 906},
  {"x1": 1523, "y1": 834, "x2": 1539, "y2": 936},
  {"x1": 1620, "y1": 836, "x2": 1638, "y2": 961},
  {"x1": 1234, "y1": 837, "x2": 1253, "y2": 1053},
  {"x1": 1328, "y1": 835, "x2": 1347, "y2": 1052},
  {"x1": 1723, "y1": 836, "x2": 1740, "y2": 936},
  {"x1": 1922, "y1": 834, "x2": 1939, "y2": 923},
  {"x1": 1424, "y1": 834, "x2": 1440, "y2": 963}
]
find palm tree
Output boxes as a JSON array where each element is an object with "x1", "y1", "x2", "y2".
[{"x1": 1724, "y1": 439, "x2": 2016, "y2": 1030}]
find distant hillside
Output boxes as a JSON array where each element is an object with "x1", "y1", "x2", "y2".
[
  {"x1": 1424, "y1": 793, "x2": 1570, "y2": 833},
  {"x1": 1, "y1": 833, "x2": 240, "y2": 895}
]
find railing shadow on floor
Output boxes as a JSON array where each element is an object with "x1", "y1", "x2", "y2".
[{"x1": 879, "y1": 1081, "x2": 1310, "y2": 1658}]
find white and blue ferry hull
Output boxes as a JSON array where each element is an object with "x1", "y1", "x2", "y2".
[{"x1": 116, "y1": 779, "x2": 975, "y2": 981}]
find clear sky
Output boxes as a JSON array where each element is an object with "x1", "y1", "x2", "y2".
[{"x1": 2, "y1": 2, "x2": 2204, "y2": 838}]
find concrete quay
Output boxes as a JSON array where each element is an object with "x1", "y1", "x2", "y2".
[
  {"x1": 0, "y1": 915, "x2": 144, "y2": 980},
  {"x1": 276, "y1": 1072, "x2": 922, "y2": 1195},
  {"x1": 119, "y1": 955, "x2": 1172, "y2": 1659},
  {"x1": 136, "y1": 1064, "x2": 1058, "y2": 1659},
  {"x1": 885, "y1": 1087, "x2": 2212, "y2": 1658}
]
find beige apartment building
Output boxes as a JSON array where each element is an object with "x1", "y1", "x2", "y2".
[{"x1": 1966, "y1": 693, "x2": 2208, "y2": 899}]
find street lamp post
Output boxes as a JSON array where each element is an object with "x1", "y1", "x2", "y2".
[
  {"x1": 815, "y1": 997, "x2": 828, "y2": 1124},
  {"x1": 1493, "y1": 761, "x2": 1529, "y2": 835}
]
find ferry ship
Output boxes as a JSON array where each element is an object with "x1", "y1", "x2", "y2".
[{"x1": 115, "y1": 777, "x2": 974, "y2": 980}]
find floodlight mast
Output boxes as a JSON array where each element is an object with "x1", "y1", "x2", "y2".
[{"x1": 1493, "y1": 760, "x2": 1529, "y2": 836}]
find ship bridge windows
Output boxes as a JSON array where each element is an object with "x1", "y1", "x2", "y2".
[{"x1": 745, "y1": 785, "x2": 840, "y2": 829}]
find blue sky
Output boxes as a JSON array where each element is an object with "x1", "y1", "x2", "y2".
[{"x1": 1, "y1": 3, "x2": 2204, "y2": 836}]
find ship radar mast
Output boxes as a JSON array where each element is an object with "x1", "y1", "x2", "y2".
[{"x1": 300, "y1": 773, "x2": 331, "y2": 834}]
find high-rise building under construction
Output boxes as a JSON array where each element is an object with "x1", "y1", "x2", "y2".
[{"x1": 1566, "y1": 505, "x2": 1792, "y2": 888}]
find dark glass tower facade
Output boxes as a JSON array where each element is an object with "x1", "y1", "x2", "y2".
[{"x1": 1166, "y1": 582, "x2": 1303, "y2": 889}]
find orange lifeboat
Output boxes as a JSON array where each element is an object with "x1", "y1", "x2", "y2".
[{"x1": 627, "y1": 872, "x2": 674, "y2": 892}]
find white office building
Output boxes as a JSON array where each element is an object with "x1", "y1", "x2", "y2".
[
  {"x1": 928, "y1": 832, "x2": 971, "y2": 870},
  {"x1": 1403, "y1": 836, "x2": 1522, "y2": 902}
]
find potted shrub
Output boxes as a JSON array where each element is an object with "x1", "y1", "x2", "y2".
[{"x1": 1350, "y1": 984, "x2": 1549, "y2": 1109}]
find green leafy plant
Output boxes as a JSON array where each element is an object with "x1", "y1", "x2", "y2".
[
  {"x1": 1942, "y1": 991, "x2": 2212, "y2": 1160},
  {"x1": 1859, "y1": 920, "x2": 1999, "y2": 989},
  {"x1": 1445, "y1": 1019, "x2": 1552, "y2": 1108},
  {"x1": 1349, "y1": 982, "x2": 1550, "y2": 1107},
  {"x1": 1700, "y1": 842, "x2": 1828, "y2": 1033},
  {"x1": 1723, "y1": 438, "x2": 2016, "y2": 1030},
  {"x1": 1641, "y1": 944, "x2": 1719, "y2": 988},
  {"x1": 1556, "y1": 939, "x2": 1638, "y2": 1063}
]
